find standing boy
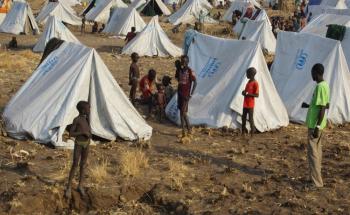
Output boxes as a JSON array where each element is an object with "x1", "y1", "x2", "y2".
[
  {"x1": 301, "y1": 63, "x2": 330, "y2": 188},
  {"x1": 129, "y1": 52, "x2": 140, "y2": 105},
  {"x1": 176, "y1": 55, "x2": 197, "y2": 137},
  {"x1": 65, "y1": 101, "x2": 91, "y2": 199},
  {"x1": 242, "y1": 67, "x2": 259, "y2": 136}
]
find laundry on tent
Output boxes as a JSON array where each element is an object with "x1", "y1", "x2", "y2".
[
  {"x1": 122, "y1": 16, "x2": 183, "y2": 57},
  {"x1": 103, "y1": 7, "x2": 146, "y2": 36},
  {"x1": 0, "y1": 0, "x2": 40, "y2": 35},
  {"x1": 33, "y1": 16, "x2": 80, "y2": 52},
  {"x1": 36, "y1": 1, "x2": 81, "y2": 26},
  {"x1": 166, "y1": 30, "x2": 289, "y2": 132},
  {"x1": 85, "y1": 0, "x2": 127, "y2": 23},
  {"x1": 238, "y1": 19, "x2": 276, "y2": 53},
  {"x1": 271, "y1": 31, "x2": 350, "y2": 124},
  {"x1": 2, "y1": 41, "x2": 153, "y2": 148}
]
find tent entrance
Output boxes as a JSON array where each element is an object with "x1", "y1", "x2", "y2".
[{"x1": 141, "y1": 0, "x2": 163, "y2": 16}]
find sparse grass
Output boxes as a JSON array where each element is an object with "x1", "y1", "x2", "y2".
[
  {"x1": 119, "y1": 149, "x2": 149, "y2": 177},
  {"x1": 89, "y1": 157, "x2": 109, "y2": 184},
  {"x1": 167, "y1": 160, "x2": 188, "y2": 190}
]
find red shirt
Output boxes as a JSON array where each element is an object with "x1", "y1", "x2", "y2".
[
  {"x1": 177, "y1": 68, "x2": 196, "y2": 98},
  {"x1": 139, "y1": 75, "x2": 154, "y2": 99},
  {"x1": 125, "y1": 32, "x2": 136, "y2": 43},
  {"x1": 243, "y1": 80, "x2": 259, "y2": 108}
]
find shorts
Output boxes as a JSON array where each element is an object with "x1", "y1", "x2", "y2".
[
  {"x1": 178, "y1": 95, "x2": 189, "y2": 113},
  {"x1": 75, "y1": 139, "x2": 90, "y2": 148}
]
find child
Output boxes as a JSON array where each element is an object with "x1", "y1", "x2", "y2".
[
  {"x1": 156, "y1": 84, "x2": 167, "y2": 122},
  {"x1": 129, "y1": 52, "x2": 140, "y2": 105},
  {"x1": 162, "y1": 75, "x2": 174, "y2": 104},
  {"x1": 8, "y1": 37, "x2": 17, "y2": 49},
  {"x1": 65, "y1": 101, "x2": 91, "y2": 199},
  {"x1": 242, "y1": 67, "x2": 259, "y2": 136}
]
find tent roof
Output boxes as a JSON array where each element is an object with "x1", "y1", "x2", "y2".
[
  {"x1": 168, "y1": 0, "x2": 217, "y2": 25},
  {"x1": 271, "y1": 31, "x2": 350, "y2": 124},
  {"x1": 320, "y1": 0, "x2": 348, "y2": 9},
  {"x1": 307, "y1": 5, "x2": 350, "y2": 20},
  {"x1": 139, "y1": 0, "x2": 172, "y2": 16},
  {"x1": 122, "y1": 16, "x2": 182, "y2": 57},
  {"x1": 222, "y1": 0, "x2": 261, "y2": 22},
  {"x1": 233, "y1": 9, "x2": 271, "y2": 34},
  {"x1": 103, "y1": 7, "x2": 146, "y2": 36},
  {"x1": 239, "y1": 19, "x2": 276, "y2": 53},
  {"x1": 33, "y1": 16, "x2": 80, "y2": 52},
  {"x1": 0, "y1": 0, "x2": 40, "y2": 35},
  {"x1": 3, "y1": 41, "x2": 152, "y2": 148},
  {"x1": 301, "y1": 13, "x2": 350, "y2": 35},
  {"x1": 165, "y1": 30, "x2": 288, "y2": 131},
  {"x1": 85, "y1": 0, "x2": 127, "y2": 23},
  {"x1": 36, "y1": 1, "x2": 81, "y2": 26}
]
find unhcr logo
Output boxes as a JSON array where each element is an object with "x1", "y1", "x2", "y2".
[
  {"x1": 198, "y1": 57, "x2": 221, "y2": 79},
  {"x1": 294, "y1": 49, "x2": 308, "y2": 70}
]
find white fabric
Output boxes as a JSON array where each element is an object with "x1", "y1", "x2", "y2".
[
  {"x1": 2, "y1": 42, "x2": 152, "y2": 148},
  {"x1": 103, "y1": 7, "x2": 146, "y2": 36},
  {"x1": 33, "y1": 16, "x2": 80, "y2": 52},
  {"x1": 165, "y1": 31, "x2": 289, "y2": 131},
  {"x1": 86, "y1": 0, "x2": 127, "y2": 23},
  {"x1": 307, "y1": 5, "x2": 350, "y2": 20},
  {"x1": 271, "y1": 32, "x2": 350, "y2": 124},
  {"x1": 122, "y1": 16, "x2": 182, "y2": 57},
  {"x1": 222, "y1": 0, "x2": 260, "y2": 22},
  {"x1": 0, "y1": 0, "x2": 40, "y2": 35},
  {"x1": 139, "y1": 0, "x2": 172, "y2": 15},
  {"x1": 233, "y1": 9, "x2": 271, "y2": 35},
  {"x1": 168, "y1": 0, "x2": 217, "y2": 25},
  {"x1": 0, "y1": 13, "x2": 5, "y2": 25},
  {"x1": 301, "y1": 13, "x2": 350, "y2": 36},
  {"x1": 36, "y1": 2, "x2": 81, "y2": 26},
  {"x1": 320, "y1": 0, "x2": 348, "y2": 8},
  {"x1": 130, "y1": 0, "x2": 147, "y2": 9},
  {"x1": 239, "y1": 19, "x2": 276, "y2": 53}
]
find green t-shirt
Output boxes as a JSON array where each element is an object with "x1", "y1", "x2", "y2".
[{"x1": 306, "y1": 81, "x2": 330, "y2": 129}]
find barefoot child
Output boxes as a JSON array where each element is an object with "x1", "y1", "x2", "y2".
[
  {"x1": 65, "y1": 101, "x2": 91, "y2": 199},
  {"x1": 129, "y1": 52, "x2": 140, "y2": 105},
  {"x1": 156, "y1": 84, "x2": 167, "y2": 122},
  {"x1": 176, "y1": 55, "x2": 197, "y2": 137},
  {"x1": 242, "y1": 67, "x2": 259, "y2": 136}
]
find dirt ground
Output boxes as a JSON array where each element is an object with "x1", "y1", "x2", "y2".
[{"x1": 0, "y1": 2, "x2": 349, "y2": 215}]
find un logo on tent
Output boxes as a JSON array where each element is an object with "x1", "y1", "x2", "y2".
[
  {"x1": 198, "y1": 57, "x2": 221, "y2": 79},
  {"x1": 294, "y1": 49, "x2": 308, "y2": 70}
]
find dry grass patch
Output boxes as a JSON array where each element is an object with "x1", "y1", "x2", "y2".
[
  {"x1": 167, "y1": 160, "x2": 189, "y2": 190},
  {"x1": 89, "y1": 157, "x2": 109, "y2": 184},
  {"x1": 119, "y1": 149, "x2": 149, "y2": 177}
]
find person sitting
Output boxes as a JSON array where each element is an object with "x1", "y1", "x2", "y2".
[
  {"x1": 8, "y1": 37, "x2": 18, "y2": 49},
  {"x1": 125, "y1": 27, "x2": 137, "y2": 44},
  {"x1": 92, "y1": 22, "x2": 98, "y2": 33}
]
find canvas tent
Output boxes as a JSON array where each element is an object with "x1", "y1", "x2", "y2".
[
  {"x1": 306, "y1": 5, "x2": 350, "y2": 20},
  {"x1": 271, "y1": 32, "x2": 350, "y2": 124},
  {"x1": 85, "y1": 0, "x2": 127, "y2": 23},
  {"x1": 168, "y1": 0, "x2": 217, "y2": 25},
  {"x1": 139, "y1": 0, "x2": 171, "y2": 16},
  {"x1": 301, "y1": 13, "x2": 350, "y2": 36},
  {"x1": 103, "y1": 7, "x2": 146, "y2": 36},
  {"x1": 238, "y1": 19, "x2": 276, "y2": 53},
  {"x1": 122, "y1": 16, "x2": 182, "y2": 57},
  {"x1": 233, "y1": 9, "x2": 271, "y2": 35},
  {"x1": 0, "y1": 0, "x2": 40, "y2": 35},
  {"x1": 130, "y1": 0, "x2": 147, "y2": 10},
  {"x1": 222, "y1": 0, "x2": 261, "y2": 22},
  {"x1": 36, "y1": 1, "x2": 81, "y2": 26},
  {"x1": 2, "y1": 42, "x2": 153, "y2": 148},
  {"x1": 33, "y1": 16, "x2": 80, "y2": 52},
  {"x1": 165, "y1": 31, "x2": 289, "y2": 131},
  {"x1": 320, "y1": 0, "x2": 348, "y2": 9}
]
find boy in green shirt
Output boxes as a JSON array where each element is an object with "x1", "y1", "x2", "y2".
[{"x1": 301, "y1": 63, "x2": 330, "y2": 188}]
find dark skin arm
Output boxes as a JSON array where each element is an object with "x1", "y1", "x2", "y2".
[
  {"x1": 242, "y1": 91, "x2": 259, "y2": 97},
  {"x1": 69, "y1": 118, "x2": 90, "y2": 138},
  {"x1": 191, "y1": 79, "x2": 197, "y2": 96},
  {"x1": 313, "y1": 105, "x2": 326, "y2": 138}
]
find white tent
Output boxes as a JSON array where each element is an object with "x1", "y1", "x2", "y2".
[
  {"x1": 320, "y1": 0, "x2": 348, "y2": 9},
  {"x1": 122, "y1": 16, "x2": 182, "y2": 57},
  {"x1": 33, "y1": 16, "x2": 80, "y2": 52},
  {"x1": 36, "y1": 1, "x2": 81, "y2": 26},
  {"x1": 103, "y1": 7, "x2": 146, "y2": 36},
  {"x1": 222, "y1": 0, "x2": 260, "y2": 22},
  {"x1": 166, "y1": 31, "x2": 289, "y2": 131},
  {"x1": 233, "y1": 9, "x2": 271, "y2": 35},
  {"x1": 239, "y1": 19, "x2": 276, "y2": 53},
  {"x1": 130, "y1": 0, "x2": 147, "y2": 10},
  {"x1": 2, "y1": 42, "x2": 152, "y2": 148},
  {"x1": 0, "y1": 0, "x2": 40, "y2": 35},
  {"x1": 139, "y1": 0, "x2": 172, "y2": 16},
  {"x1": 271, "y1": 31, "x2": 350, "y2": 124},
  {"x1": 306, "y1": 5, "x2": 350, "y2": 20},
  {"x1": 168, "y1": 0, "x2": 217, "y2": 25},
  {"x1": 85, "y1": 0, "x2": 127, "y2": 23},
  {"x1": 301, "y1": 13, "x2": 350, "y2": 36}
]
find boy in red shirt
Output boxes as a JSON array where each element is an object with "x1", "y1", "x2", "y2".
[
  {"x1": 176, "y1": 55, "x2": 197, "y2": 137},
  {"x1": 140, "y1": 69, "x2": 157, "y2": 116},
  {"x1": 242, "y1": 67, "x2": 259, "y2": 136}
]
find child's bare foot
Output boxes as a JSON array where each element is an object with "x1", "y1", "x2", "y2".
[
  {"x1": 78, "y1": 186, "x2": 87, "y2": 198},
  {"x1": 64, "y1": 187, "x2": 72, "y2": 199}
]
